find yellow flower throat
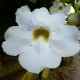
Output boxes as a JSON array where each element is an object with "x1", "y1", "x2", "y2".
[
  {"x1": 33, "y1": 28, "x2": 49, "y2": 42},
  {"x1": 58, "y1": 6, "x2": 63, "y2": 10}
]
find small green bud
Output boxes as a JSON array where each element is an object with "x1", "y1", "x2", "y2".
[{"x1": 67, "y1": 12, "x2": 80, "y2": 26}]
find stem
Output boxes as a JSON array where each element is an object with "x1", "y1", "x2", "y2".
[
  {"x1": 37, "y1": 68, "x2": 50, "y2": 80},
  {"x1": 42, "y1": 68, "x2": 50, "y2": 80},
  {"x1": 21, "y1": 72, "x2": 33, "y2": 80}
]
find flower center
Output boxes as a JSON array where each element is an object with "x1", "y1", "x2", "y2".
[
  {"x1": 58, "y1": 6, "x2": 63, "y2": 10},
  {"x1": 32, "y1": 28, "x2": 49, "y2": 42}
]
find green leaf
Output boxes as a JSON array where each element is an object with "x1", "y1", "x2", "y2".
[{"x1": 74, "y1": 3, "x2": 79, "y2": 12}]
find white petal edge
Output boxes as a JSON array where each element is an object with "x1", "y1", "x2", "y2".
[
  {"x1": 2, "y1": 38, "x2": 31, "y2": 56},
  {"x1": 53, "y1": 1, "x2": 63, "y2": 8},
  {"x1": 16, "y1": 6, "x2": 52, "y2": 31},
  {"x1": 50, "y1": 25, "x2": 80, "y2": 41},
  {"x1": 32, "y1": 38, "x2": 61, "y2": 68},
  {"x1": 49, "y1": 25, "x2": 80, "y2": 57},
  {"x1": 4, "y1": 26, "x2": 32, "y2": 40},
  {"x1": 50, "y1": 1, "x2": 64, "y2": 14},
  {"x1": 16, "y1": 5, "x2": 31, "y2": 13},
  {"x1": 49, "y1": 6, "x2": 58, "y2": 14},
  {"x1": 49, "y1": 40, "x2": 80, "y2": 57},
  {"x1": 32, "y1": 7, "x2": 52, "y2": 30},
  {"x1": 63, "y1": 4, "x2": 71, "y2": 14},
  {"x1": 40, "y1": 45, "x2": 62, "y2": 68},
  {"x1": 50, "y1": 13, "x2": 66, "y2": 30},
  {"x1": 18, "y1": 45, "x2": 44, "y2": 74},
  {"x1": 16, "y1": 5, "x2": 38, "y2": 31}
]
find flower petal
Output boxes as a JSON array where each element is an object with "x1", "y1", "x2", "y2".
[
  {"x1": 49, "y1": 25, "x2": 80, "y2": 57},
  {"x1": 16, "y1": 5, "x2": 37, "y2": 31},
  {"x1": 2, "y1": 38, "x2": 31, "y2": 56},
  {"x1": 18, "y1": 45, "x2": 44, "y2": 74},
  {"x1": 40, "y1": 45, "x2": 61, "y2": 68},
  {"x1": 53, "y1": 1, "x2": 63, "y2": 8},
  {"x1": 49, "y1": 40, "x2": 80, "y2": 57},
  {"x1": 50, "y1": 13, "x2": 66, "y2": 30},
  {"x1": 49, "y1": 6, "x2": 58, "y2": 14},
  {"x1": 33, "y1": 38, "x2": 61, "y2": 68},
  {"x1": 17, "y1": 5, "x2": 31, "y2": 12},
  {"x1": 58, "y1": 25, "x2": 79, "y2": 40},
  {"x1": 49, "y1": 1, "x2": 64, "y2": 14},
  {"x1": 4, "y1": 26, "x2": 32, "y2": 40},
  {"x1": 18, "y1": 37, "x2": 61, "y2": 73},
  {"x1": 50, "y1": 25, "x2": 80, "y2": 41},
  {"x1": 32, "y1": 7, "x2": 52, "y2": 29},
  {"x1": 32, "y1": 7, "x2": 50, "y2": 21},
  {"x1": 63, "y1": 4, "x2": 71, "y2": 14},
  {"x1": 16, "y1": 6, "x2": 52, "y2": 31}
]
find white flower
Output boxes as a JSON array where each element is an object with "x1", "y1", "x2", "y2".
[
  {"x1": 2, "y1": 5, "x2": 80, "y2": 74},
  {"x1": 49, "y1": 1, "x2": 71, "y2": 15}
]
